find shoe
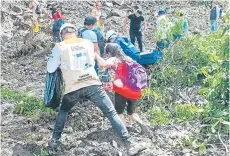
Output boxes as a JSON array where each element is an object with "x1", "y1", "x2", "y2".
[
  {"x1": 48, "y1": 138, "x2": 60, "y2": 150},
  {"x1": 124, "y1": 138, "x2": 147, "y2": 156}
]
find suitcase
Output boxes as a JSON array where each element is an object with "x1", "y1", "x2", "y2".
[{"x1": 138, "y1": 49, "x2": 163, "y2": 65}]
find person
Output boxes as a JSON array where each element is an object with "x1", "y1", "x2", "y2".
[
  {"x1": 78, "y1": 16, "x2": 100, "y2": 75},
  {"x1": 91, "y1": 1, "x2": 102, "y2": 21},
  {"x1": 47, "y1": 23, "x2": 147, "y2": 156},
  {"x1": 155, "y1": 10, "x2": 172, "y2": 50},
  {"x1": 92, "y1": 15, "x2": 106, "y2": 57},
  {"x1": 172, "y1": 11, "x2": 188, "y2": 40},
  {"x1": 106, "y1": 30, "x2": 140, "y2": 62},
  {"x1": 52, "y1": 6, "x2": 66, "y2": 42},
  {"x1": 103, "y1": 43, "x2": 150, "y2": 134},
  {"x1": 124, "y1": 9, "x2": 147, "y2": 52},
  {"x1": 106, "y1": 30, "x2": 163, "y2": 66},
  {"x1": 96, "y1": 15, "x2": 106, "y2": 35},
  {"x1": 209, "y1": 1, "x2": 221, "y2": 32},
  {"x1": 27, "y1": 0, "x2": 40, "y2": 32}
]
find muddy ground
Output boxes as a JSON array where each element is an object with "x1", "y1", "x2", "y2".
[{"x1": 1, "y1": 1, "x2": 229, "y2": 156}]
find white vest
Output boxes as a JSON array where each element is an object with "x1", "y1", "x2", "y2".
[{"x1": 58, "y1": 38, "x2": 101, "y2": 94}]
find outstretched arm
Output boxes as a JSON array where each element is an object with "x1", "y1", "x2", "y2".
[{"x1": 95, "y1": 54, "x2": 116, "y2": 68}]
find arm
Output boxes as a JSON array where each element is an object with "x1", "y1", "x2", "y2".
[
  {"x1": 47, "y1": 45, "x2": 61, "y2": 73},
  {"x1": 95, "y1": 54, "x2": 115, "y2": 68},
  {"x1": 124, "y1": 16, "x2": 129, "y2": 32},
  {"x1": 91, "y1": 9, "x2": 96, "y2": 17},
  {"x1": 93, "y1": 43, "x2": 100, "y2": 55},
  {"x1": 143, "y1": 21, "x2": 147, "y2": 32}
]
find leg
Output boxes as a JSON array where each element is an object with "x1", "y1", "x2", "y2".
[
  {"x1": 130, "y1": 30, "x2": 136, "y2": 46},
  {"x1": 127, "y1": 99, "x2": 151, "y2": 135},
  {"x1": 136, "y1": 31, "x2": 143, "y2": 52},
  {"x1": 115, "y1": 92, "x2": 128, "y2": 126},
  {"x1": 52, "y1": 89, "x2": 82, "y2": 141},
  {"x1": 85, "y1": 85, "x2": 129, "y2": 141}
]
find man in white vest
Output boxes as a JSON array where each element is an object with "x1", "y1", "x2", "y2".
[{"x1": 47, "y1": 23, "x2": 147, "y2": 156}]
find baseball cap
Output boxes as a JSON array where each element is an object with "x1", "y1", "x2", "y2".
[
  {"x1": 84, "y1": 16, "x2": 97, "y2": 25},
  {"x1": 99, "y1": 15, "x2": 106, "y2": 20},
  {"x1": 137, "y1": 9, "x2": 143, "y2": 15}
]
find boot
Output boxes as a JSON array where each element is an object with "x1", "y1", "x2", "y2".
[{"x1": 124, "y1": 138, "x2": 147, "y2": 156}]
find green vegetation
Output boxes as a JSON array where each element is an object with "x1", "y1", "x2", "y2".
[
  {"x1": 145, "y1": 11, "x2": 229, "y2": 151},
  {"x1": 1, "y1": 87, "x2": 54, "y2": 117}
]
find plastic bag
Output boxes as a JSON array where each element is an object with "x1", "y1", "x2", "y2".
[{"x1": 44, "y1": 68, "x2": 63, "y2": 109}]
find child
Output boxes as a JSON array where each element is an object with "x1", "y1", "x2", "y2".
[{"x1": 102, "y1": 43, "x2": 150, "y2": 134}]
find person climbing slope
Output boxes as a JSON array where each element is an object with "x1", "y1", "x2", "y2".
[
  {"x1": 103, "y1": 43, "x2": 151, "y2": 134},
  {"x1": 78, "y1": 16, "x2": 100, "y2": 75},
  {"x1": 52, "y1": 5, "x2": 66, "y2": 42},
  {"x1": 47, "y1": 23, "x2": 147, "y2": 156}
]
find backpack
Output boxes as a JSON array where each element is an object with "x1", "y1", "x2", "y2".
[
  {"x1": 78, "y1": 27, "x2": 89, "y2": 38},
  {"x1": 114, "y1": 37, "x2": 140, "y2": 62},
  {"x1": 52, "y1": 19, "x2": 66, "y2": 37},
  {"x1": 112, "y1": 61, "x2": 147, "y2": 91},
  {"x1": 92, "y1": 27, "x2": 104, "y2": 43}
]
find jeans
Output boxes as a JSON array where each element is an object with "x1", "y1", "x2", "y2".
[
  {"x1": 210, "y1": 20, "x2": 218, "y2": 32},
  {"x1": 52, "y1": 85, "x2": 129, "y2": 142},
  {"x1": 130, "y1": 30, "x2": 143, "y2": 52}
]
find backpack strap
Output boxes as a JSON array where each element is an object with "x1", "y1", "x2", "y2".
[{"x1": 78, "y1": 27, "x2": 89, "y2": 38}]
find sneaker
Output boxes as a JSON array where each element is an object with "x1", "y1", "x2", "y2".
[
  {"x1": 124, "y1": 139, "x2": 147, "y2": 156},
  {"x1": 48, "y1": 138, "x2": 60, "y2": 150}
]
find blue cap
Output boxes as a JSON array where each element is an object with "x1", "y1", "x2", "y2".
[{"x1": 158, "y1": 10, "x2": 166, "y2": 15}]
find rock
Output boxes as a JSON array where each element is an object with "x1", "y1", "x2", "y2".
[
  {"x1": 111, "y1": 140, "x2": 118, "y2": 148},
  {"x1": 104, "y1": 2, "x2": 113, "y2": 7},
  {"x1": 11, "y1": 6, "x2": 23, "y2": 15}
]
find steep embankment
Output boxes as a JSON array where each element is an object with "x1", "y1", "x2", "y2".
[{"x1": 1, "y1": 1, "x2": 228, "y2": 156}]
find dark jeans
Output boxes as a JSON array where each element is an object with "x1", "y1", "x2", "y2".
[
  {"x1": 130, "y1": 30, "x2": 143, "y2": 52},
  {"x1": 115, "y1": 92, "x2": 137, "y2": 115},
  {"x1": 52, "y1": 85, "x2": 129, "y2": 141}
]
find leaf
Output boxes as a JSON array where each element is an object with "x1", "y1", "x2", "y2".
[
  {"x1": 198, "y1": 88, "x2": 209, "y2": 95},
  {"x1": 222, "y1": 121, "x2": 230, "y2": 125},
  {"x1": 199, "y1": 145, "x2": 206, "y2": 152}
]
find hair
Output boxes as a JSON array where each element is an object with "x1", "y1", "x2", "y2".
[{"x1": 105, "y1": 43, "x2": 129, "y2": 62}]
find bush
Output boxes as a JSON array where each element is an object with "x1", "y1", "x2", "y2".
[{"x1": 1, "y1": 87, "x2": 54, "y2": 117}]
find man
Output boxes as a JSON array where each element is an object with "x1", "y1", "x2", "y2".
[
  {"x1": 52, "y1": 6, "x2": 66, "y2": 42},
  {"x1": 124, "y1": 9, "x2": 147, "y2": 52},
  {"x1": 47, "y1": 23, "x2": 147, "y2": 156},
  {"x1": 106, "y1": 30, "x2": 140, "y2": 62},
  {"x1": 210, "y1": 1, "x2": 221, "y2": 32},
  {"x1": 78, "y1": 16, "x2": 100, "y2": 74},
  {"x1": 93, "y1": 15, "x2": 106, "y2": 57},
  {"x1": 91, "y1": 1, "x2": 102, "y2": 21},
  {"x1": 155, "y1": 10, "x2": 171, "y2": 50},
  {"x1": 97, "y1": 15, "x2": 106, "y2": 34}
]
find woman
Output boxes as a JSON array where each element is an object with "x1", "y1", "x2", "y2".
[{"x1": 99, "y1": 43, "x2": 150, "y2": 134}]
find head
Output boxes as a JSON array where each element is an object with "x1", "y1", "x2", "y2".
[
  {"x1": 106, "y1": 30, "x2": 117, "y2": 43},
  {"x1": 158, "y1": 9, "x2": 166, "y2": 16},
  {"x1": 84, "y1": 16, "x2": 97, "y2": 29},
  {"x1": 135, "y1": 9, "x2": 142, "y2": 17},
  {"x1": 212, "y1": 1, "x2": 217, "y2": 7},
  {"x1": 96, "y1": 1, "x2": 102, "y2": 10},
  {"x1": 98, "y1": 15, "x2": 106, "y2": 24},
  {"x1": 59, "y1": 23, "x2": 77, "y2": 41},
  {"x1": 105, "y1": 43, "x2": 125, "y2": 59}
]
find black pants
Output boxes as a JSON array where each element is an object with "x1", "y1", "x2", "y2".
[
  {"x1": 130, "y1": 30, "x2": 143, "y2": 52},
  {"x1": 115, "y1": 92, "x2": 137, "y2": 115}
]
